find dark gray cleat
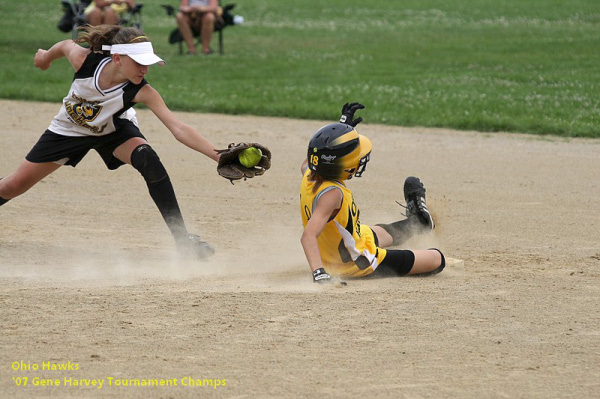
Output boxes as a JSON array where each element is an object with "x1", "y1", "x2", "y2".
[
  {"x1": 403, "y1": 176, "x2": 435, "y2": 230},
  {"x1": 177, "y1": 234, "x2": 215, "y2": 260}
]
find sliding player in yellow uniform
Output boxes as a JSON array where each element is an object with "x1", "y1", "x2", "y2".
[{"x1": 300, "y1": 103, "x2": 445, "y2": 283}]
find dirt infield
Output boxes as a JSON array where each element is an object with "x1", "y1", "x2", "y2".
[{"x1": 1, "y1": 99, "x2": 599, "y2": 398}]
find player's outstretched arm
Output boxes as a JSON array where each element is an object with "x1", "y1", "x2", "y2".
[
  {"x1": 34, "y1": 40, "x2": 88, "y2": 72},
  {"x1": 301, "y1": 188, "x2": 342, "y2": 283},
  {"x1": 135, "y1": 85, "x2": 219, "y2": 162}
]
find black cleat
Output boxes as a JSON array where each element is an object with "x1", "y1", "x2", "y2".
[
  {"x1": 176, "y1": 234, "x2": 215, "y2": 260},
  {"x1": 403, "y1": 176, "x2": 435, "y2": 230}
]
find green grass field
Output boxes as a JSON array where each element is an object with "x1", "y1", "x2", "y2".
[{"x1": 1, "y1": 0, "x2": 599, "y2": 137}]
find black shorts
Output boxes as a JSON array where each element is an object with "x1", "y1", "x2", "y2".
[{"x1": 26, "y1": 121, "x2": 145, "y2": 170}]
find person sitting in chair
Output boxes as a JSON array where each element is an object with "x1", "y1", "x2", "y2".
[
  {"x1": 176, "y1": 0, "x2": 218, "y2": 55},
  {"x1": 85, "y1": 0, "x2": 135, "y2": 26}
]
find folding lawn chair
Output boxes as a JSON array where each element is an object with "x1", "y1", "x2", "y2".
[
  {"x1": 57, "y1": 0, "x2": 90, "y2": 38},
  {"x1": 161, "y1": 1, "x2": 242, "y2": 55},
  {"x1": 120, "y1": 3, "x2": 144, "y2": 29},
  {"x1": 57, "y1": 0, "x2": 144, "y2": 39}
]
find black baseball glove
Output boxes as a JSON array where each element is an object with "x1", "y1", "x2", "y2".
[{"x1": 339, "y1": 102, "x2": 365, "y2": 127}]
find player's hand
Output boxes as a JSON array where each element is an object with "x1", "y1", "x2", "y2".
[
  {"x1": 34, "y1": 49, "x2": 51, "y2": 70},
  {"x1": 313, "y1": 268, "x2": 332, "y2": 284},
  {"x1": 339, "y1": 102, "x2": 365, "y2": 127}
]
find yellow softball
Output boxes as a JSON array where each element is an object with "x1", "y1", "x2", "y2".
[{"x1": 238, "y1": 147, "x2": 262, "y2": 168}]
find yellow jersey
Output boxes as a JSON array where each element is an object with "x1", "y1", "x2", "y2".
[{"x1": 300, "y1": 170, "x2": 386, "y2": 277}]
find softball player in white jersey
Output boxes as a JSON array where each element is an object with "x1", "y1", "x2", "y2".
[{"x1": 0, "y1": 25, "x2": 221, "y2": 258}]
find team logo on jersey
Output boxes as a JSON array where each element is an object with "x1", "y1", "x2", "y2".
[
  {"x1": 75, "y1": 102, "x2": 100, "y2": 121},
  {"x1": 64, "y1": 93, "x2": 107, "y2": 134}
]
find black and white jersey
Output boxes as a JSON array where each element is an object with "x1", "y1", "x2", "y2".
[{"x1": 48, "y1": 52, "x2": 147, "y2": 137}]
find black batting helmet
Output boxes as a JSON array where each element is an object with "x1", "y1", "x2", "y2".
[{"x1": 307, "y1": 123, "x2": 372, "y2": 181}]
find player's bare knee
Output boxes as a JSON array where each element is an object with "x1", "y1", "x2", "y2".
[
  {"x1": 376, "y1": 221, "x2": 414, "y2": 247},
  {"x1": 0, "y1": 178, "x2": 11, "y2": 204},
  {"x1": 0, "y1": 177, "x2": 28, "y2": 199},
  {"x1": 130, "y1": 144, "x2": 169, "y2": 185}
]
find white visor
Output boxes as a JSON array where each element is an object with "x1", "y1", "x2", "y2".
[{"x1": 101, "y1": 42, "x2": 165, "y2": 66}]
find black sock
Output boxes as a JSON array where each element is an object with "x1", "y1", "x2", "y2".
[
  {"x1": 376, "y1": 219, "x2": 415, "y2": 246},
  {"x1": 146, "y1": 178, "x2": 188, "y2": 241},
  {"x1": 130, "y1": 144, "x2": 189, "y2": 242}
]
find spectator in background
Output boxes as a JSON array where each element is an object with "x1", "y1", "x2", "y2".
[
  {"x1": 85, "y1": 0, "x2": 135, "y2": 26},
  {"x1": 176, "y1": 0, "x2": 219, "y2": 55}
]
